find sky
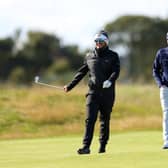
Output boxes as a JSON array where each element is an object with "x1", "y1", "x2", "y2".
[{"x1": 0, "y1": 0, "x2": 168, "y2": 50}]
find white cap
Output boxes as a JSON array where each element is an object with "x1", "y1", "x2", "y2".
[{"x1": 94, "y1": 33, "x2": 109, "y2": 45}]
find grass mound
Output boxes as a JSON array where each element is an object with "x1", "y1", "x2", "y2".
[{"x1": 0, "y1": 84, "x2": 162, "y2": 138}]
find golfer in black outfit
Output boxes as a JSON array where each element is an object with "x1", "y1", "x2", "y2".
[{"x1": 64, "y1": 30, "x2": 120, "y2": 154}]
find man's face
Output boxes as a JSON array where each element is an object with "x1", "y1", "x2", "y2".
[{"x1": 95, "y1": 39, "x2": 107, "y2": 49}]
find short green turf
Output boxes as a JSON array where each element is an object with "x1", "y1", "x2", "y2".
[{"x1": 0, "y1": 131, "x2": 167, "y2": 168}]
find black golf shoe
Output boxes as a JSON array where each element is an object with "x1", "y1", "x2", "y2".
[
  {"x1": 163, "y1": 146, "x2": 168, "y2": 149},
  {"x1": 98, "y1": 144, "x2": 106, "y2": 153},
  {"x1": 98, "y1": 147, "x2": 106, "y2": 153},
  {"x1": 77, "y1": 147, "x2": 90, "y2": 154}
]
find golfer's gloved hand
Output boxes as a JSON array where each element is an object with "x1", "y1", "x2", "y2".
[
  {"x1": 103, "y1": 80, "x2": 112, "y2": 88},
  {"x1": 64, "y1": 85, "x2": 69, "y2": 92}
]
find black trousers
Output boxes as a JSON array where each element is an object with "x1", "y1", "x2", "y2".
[{"x1": 83, "y1": 91, "x2": 114, "y2": 148}]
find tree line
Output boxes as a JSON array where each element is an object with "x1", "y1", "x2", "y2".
[
  {"x1": 105, "y1": 15, "x2": 168, "y2": 82},
  {"x1": 0, "y1": 15, "x2": 168, "y2": 85},
  {"x1": 0, "y1": 30, "x2": 84, "y2": 84}
]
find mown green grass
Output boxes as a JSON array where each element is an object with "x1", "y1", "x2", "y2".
[
  {"x1": 0, "y1": 84, "x2": 162, "y2": 138},
  {"x1": 0, "y1": 131, "x2": 167, "y2": 168}
]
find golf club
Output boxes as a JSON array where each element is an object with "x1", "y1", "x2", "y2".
[{"x1": 34, "y1": 76, "x2": 64, "y2": 90}]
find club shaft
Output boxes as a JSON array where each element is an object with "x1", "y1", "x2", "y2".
[{"x1": 36, "y1": 82, "x2": 63, "y2": 90}]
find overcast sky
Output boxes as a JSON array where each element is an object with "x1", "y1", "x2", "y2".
[{"x1": 0, "y1": 0, "x2": 168, "y2": 50}]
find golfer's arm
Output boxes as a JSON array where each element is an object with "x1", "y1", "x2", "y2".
[
  {"x1": 67, "y1": 64, "x2": 89, "y2": 91},
  {"x1": 153, "y1": 54, "x2": 162, "y2": 87},
  {"x1": 108, "y1": 55, "x2": 120, "y2": 82}
]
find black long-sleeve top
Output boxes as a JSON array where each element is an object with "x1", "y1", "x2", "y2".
[{"x1": 67, "y1": 47, "x2": 120, "y2": 92}]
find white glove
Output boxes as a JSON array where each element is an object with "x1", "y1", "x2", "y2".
[{"x1": 103, "y1": 80, "x2": 112, "y2": 88}]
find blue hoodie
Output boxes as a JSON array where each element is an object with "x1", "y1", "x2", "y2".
[{"x1": 153, "y1": 47, "x2": 168, "y2": 87}]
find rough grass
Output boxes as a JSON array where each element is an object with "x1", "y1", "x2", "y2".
[
  {"x1": 0, "y1": 131, "x2": 167, "y2": 168},
  {"x1": 0, "y1": 84, "x2": 162, "y2": 139}
]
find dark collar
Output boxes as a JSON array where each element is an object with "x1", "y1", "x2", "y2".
[{"x1": 95, "y1": 46, "x2": 109, "y2": 57}]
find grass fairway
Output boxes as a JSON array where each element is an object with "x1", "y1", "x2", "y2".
[{"x1": 0, "y1": 131, "x2": 167, "y2": 168}]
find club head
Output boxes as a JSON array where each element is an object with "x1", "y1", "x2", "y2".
[{"x1": 34, "y1": 76, "x2": 39, "y2": 83}]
